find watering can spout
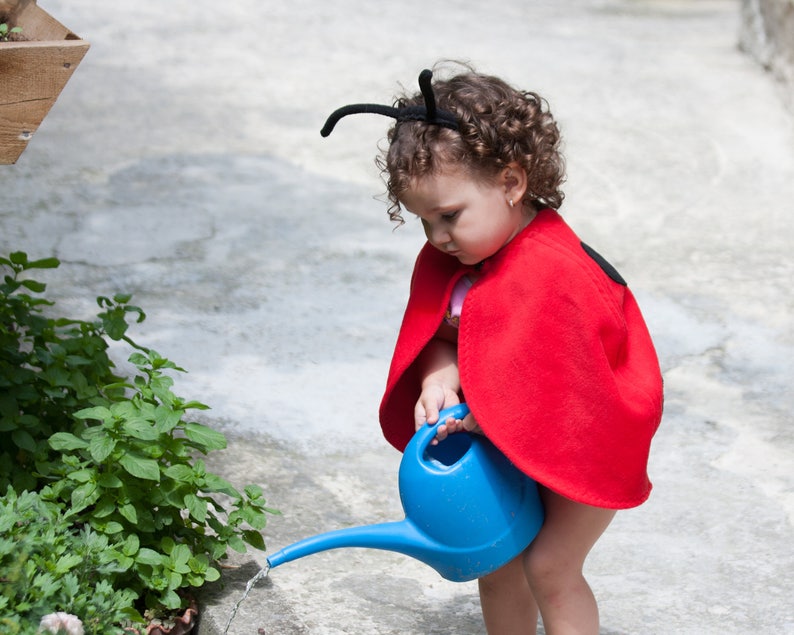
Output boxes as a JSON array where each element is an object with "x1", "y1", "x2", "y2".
[{"x1": 266, "y1": 519, "x2": 443, "y2": 573}]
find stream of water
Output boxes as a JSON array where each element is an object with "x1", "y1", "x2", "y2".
[{"x1": 222, "y1": 563, "x2": 271, "y2": 634}]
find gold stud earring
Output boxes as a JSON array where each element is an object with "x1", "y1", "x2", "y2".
[{"x1": 509, "y1": 199, "x2": 515, "y2": 208}]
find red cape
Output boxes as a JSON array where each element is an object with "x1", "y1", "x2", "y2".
[{"x1": 379, "y1": 209, "x2": 663, "y2": 509}]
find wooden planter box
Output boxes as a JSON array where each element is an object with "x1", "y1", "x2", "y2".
[{"x1": 0, "y1": 0, "x2": 89, "y2": 164}]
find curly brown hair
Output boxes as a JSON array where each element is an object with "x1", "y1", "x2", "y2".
[{"x1": 377, "y1": 66, "x2": 566, "y2": 224}]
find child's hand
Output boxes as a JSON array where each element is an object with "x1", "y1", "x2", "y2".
[
  {"x1": 414, "y1": 384, "x2": 481, "y2": 444},
  {"x1": 414, "y1": 383, "x2": 460, "y2": 431},
  {"x1": 434, "y1": 413, "x2": 482, "y2": 443}
]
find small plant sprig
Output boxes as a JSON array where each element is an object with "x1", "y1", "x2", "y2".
[{"x1": 0, "y1": 21, "x2": 22, "y2": 41}]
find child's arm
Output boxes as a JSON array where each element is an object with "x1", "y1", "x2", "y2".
[
  {"x1": 414, "y1": 322, "x2": 483, "y2": 439},
  {"x1": 414, "y1": 334, "x2": 461, "y2": 431}
]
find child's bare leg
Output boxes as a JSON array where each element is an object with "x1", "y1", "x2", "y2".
[
  {"x1": 523, "y1": 487, "x2": 615, "y2": 635},
  {"x1": 479, "y1": 552, "x2": 539, "y2": 634}
]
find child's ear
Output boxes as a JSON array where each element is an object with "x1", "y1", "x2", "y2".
[{"x1": 502, "y1": 162, "x2": 528, "y2": 203}]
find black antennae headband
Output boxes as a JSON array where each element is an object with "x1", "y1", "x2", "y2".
[{"x1": 320, "y1": 69, "x2": 459, "y2": 137}]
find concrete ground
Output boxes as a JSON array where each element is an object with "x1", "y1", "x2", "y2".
[{"x1": 2, "y1": 0, "x2": 793, "y2": 633}]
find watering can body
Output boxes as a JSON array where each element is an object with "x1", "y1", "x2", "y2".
[{"x1": 266, "y1": 404, "x2": 544, "y2": 581}]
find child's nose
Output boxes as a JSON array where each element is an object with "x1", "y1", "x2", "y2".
[{"x1": 427, "y1": 224, "x2": 450, "y2": 246}]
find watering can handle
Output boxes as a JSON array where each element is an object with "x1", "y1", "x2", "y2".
[{"x1": 412, "y1": 403, "x2": 471, "y2": 460}]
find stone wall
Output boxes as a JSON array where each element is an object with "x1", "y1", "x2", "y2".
[{"x1": 740, "y1": 0, "x2": 794, "y2": 109}]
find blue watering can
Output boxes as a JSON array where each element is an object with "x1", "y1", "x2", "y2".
[{"x1": 266, "y1": 404, "x2": 545, "y2": 582}]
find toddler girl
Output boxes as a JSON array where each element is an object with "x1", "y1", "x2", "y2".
[{"x1": 323, "y1": 64, "x2": 663, "y2": 635}]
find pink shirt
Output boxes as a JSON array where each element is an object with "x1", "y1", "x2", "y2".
[{"x1": 443, "y1": 275, "x2": 473, "y2": 327}]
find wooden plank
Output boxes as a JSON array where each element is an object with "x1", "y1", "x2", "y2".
[
  {"x1": 0, "y1": 2, "x2": 89, "y2": 163},
  {"x1": 0, "y1": 41, "x2": 89, "y2": 102},
  {"x1": 12, "y1": 1, "x2": 78, "y2": 42}
]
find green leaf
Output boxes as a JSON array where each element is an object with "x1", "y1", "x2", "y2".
[
  {"x1": 169, "y1": 544, "x2": 191, "y2": 571},
  {"x1": 118, "y1": 503, "x2": 138, "y2": 524},
  {"x1": 161, "y1": 485, "x2": 186, "y2": 508},
  {"x1": 92, "y1": 498, "x2": 116, "y2": 518},
  {"x1": 160, "y1": 536, "x2": 176, "y2": 554},
  {"x1": 101, "y1": 310, "x2": 129, "y2": 340},
  {"x1": 49, "y1": 432, "x2": 89, "y2": 451},
  {"x1": 110, "y1": 400, "x2": 141, "y2": 419},
  {"x1": 149, "y1": 375, "x2": 176, "y2": 404},
  {"x1": 242, "y1": 529, "x2": 266, "y2": 550},
  {"x1": 188, "y1": 553, "x2": 209, "y2": 573},
  {"x1": 128, "y1": 352, "x2": 149, "y2": 367},
  {"x1": 0, "y1": 393, "x2": 18, "y2": 418},
  {"x1": 228, "y1": 535, "x2": 247, "y2": 553},
  {"x1": 67, "y1": 468, "x2": 95, "y2": 483},
  {"x1": 244, "y1": 484, "x2": 264, "y2": 499},
  {"x1": 166, "y1": 570, "x2": 183, "y2": 590},
  {"x1": 240, "y1": 506, "x2": 268, "y2": 530},
  {"x1": 19, "y1": 279, "x2": 46, "y2": 293},
  {"x1": 181, "y1": 400, "x2": 210, "y2": 411},
  {"x1": 119, "y1": 453, "x2": 160, "y2": 481},
  {"x1": 11, "y1": 428, "x2": 36, "y2": 452},
  {"x1": 33, "y1": 571, "x2": 58, "y2": 594},
  {"x1": 102, "y1": 521, "x2": 124, "y2": 534},
  {"x1": 74, "y1": 405, "x2": 113, "y2": 423},
  {"x1": 89, "y1": 434, "x2": 116, "y2": 462},
  {"x1": 111, "y1": 552, "x2": 135, "y2": 571},
  {"x1": 55, "y1": 553, "x2": 83, "y2": 574},
  {"x1": 153, "y1": 404, "x2": 182, "y2": 432},
  {"x1": 136, "y1": 548, "x2": 165, "y2": 566},
  {"x1": 26, "y1": 257, "x2": 60, "y2": 269},
  {"x1": 184, "y1": 422, "x2": 227, "y2": 450},
  {"x1": 122, "y1": 534, "x2": 140, "y2": 557},
  {"x1": 203, "y1": 473, "x2": 238, "y2": 497},
  {"x1": 163, "y1": 464, "x2": 193, "y2": 482},
  {"x1": 161, "y1": 588, "x2": 182, "y2": 610},
  {"x1": 122, "y1": 418, "x2": 160, "y2": 440},
  {"x1": 191, "y1": 459, "x2": 206, "y2": 478},
  {"x1": 96, "y1": 472, "x2": 123, "y2": 488},
  {"x1": 184, "y1": 493, "x2": 207, "y2": 522},
  {"x1": 72, "y1": 481, "x2": 98, "y2": 511}
]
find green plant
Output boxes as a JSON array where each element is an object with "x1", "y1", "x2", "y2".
[
  {"x1": 0, "y1": 252, "x2": 278, "y2": 624},
  {"x1": 0, "y1": 487, "x2": 138, "y2": 635},
  {"x1": 44, "y1": 348, "x2": 274, "y2": 610},
  {"x1": 0, "y1": 21, "x2": 23, "y2": 41},
  {"x1": 0, "y1": 252, "x2": 134, "y2": 493}
]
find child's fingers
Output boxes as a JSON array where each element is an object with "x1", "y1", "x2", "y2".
[
  {"x1": 460, "y1": 414, "x2": 482, "y2": 434},
  {"x1": 435, "y1": 417, "x2": 459, "y2": 438},
  {"x1": 425, "y1": 402, "x2": 441, "y2": 425},
  {"x1": 414, "y1": 402, "x2": 428, "y2": 430},
  {"x1": 415, "y1": 398, "x2": 441, "y2": 430},
  {"x1": 440, "y1": 416, "x2": 480, "y2": 437},
  {"x1": 418, "y1": 392, "x2": 446, "y2": 427},
  {"x1": 434, "y1": 421, "x2": 452, "y2": 443}
]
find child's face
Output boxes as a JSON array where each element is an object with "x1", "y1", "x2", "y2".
[{"x1": 399, "y1": 165, "x2": 530, "y2": 266}]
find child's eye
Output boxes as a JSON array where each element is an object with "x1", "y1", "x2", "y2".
[{"x1": 441, "y1": 211, "x2": 459, "y2": 221}]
